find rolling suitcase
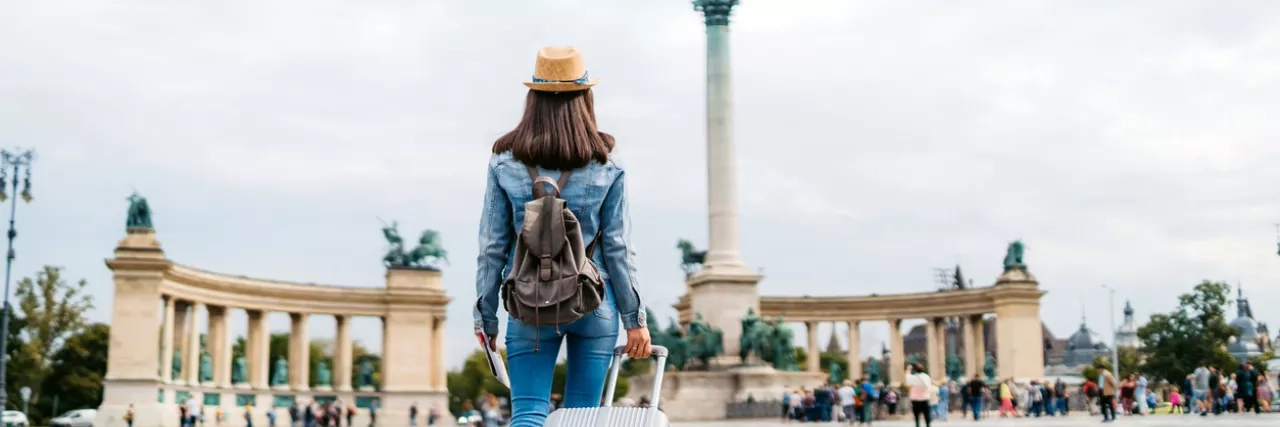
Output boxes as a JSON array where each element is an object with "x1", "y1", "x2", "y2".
[{"x1": 543, "y1": 344, "x2": 672, "y2": 427}]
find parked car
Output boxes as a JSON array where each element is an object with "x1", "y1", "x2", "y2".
[
  {"x1": 49, "y1": 409, "x2": 95, "y2": 427},
  {"x1": 2, "y1": 410, "x2": 28, "y2": 427}
]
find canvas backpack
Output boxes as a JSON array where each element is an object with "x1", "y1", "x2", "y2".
[{"x1": 501, "y1": 166, "x2": 604, "y2": 348}]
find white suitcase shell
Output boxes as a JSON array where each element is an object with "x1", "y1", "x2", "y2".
[{"x1": 543, "y1": 345, "x2": 672, "y2": 427}]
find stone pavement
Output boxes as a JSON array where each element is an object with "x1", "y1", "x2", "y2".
[{"x1": 674, "y1": 413, "x2": 1280, "y2": 426}]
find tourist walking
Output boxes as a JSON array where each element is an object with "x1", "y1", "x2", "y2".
[
  {"x1": 1134, "y1": 374, "x2": 1148, "y2": 415},
  {"x1": 905, "y1": 364, "x2": 932, "y2": 427},
  {"x1": 1169, "y1": 387, "x2": 1183, "y2": 414},
  {"x1": 1237, "y1": 362, "x2": 1260, "y2": 414},
  {"x1": 472, "y1": 46, "x2": 652, "y2": 427},
  {"x1": 838, "y1": 380, "x2": 857, "y2": 424},
  {"x1": 933, "y1": 380, "x2": 950, "y2": 421},
  {"x1": 965, "y1": 375, "x2": 985, "y2": 421},
  {"x1": 1099, "y1": 369, "x2": 1118, "y2": 423},
  {"x1": 1055, "y1": 378, "x2": 1069, "y2": 415},
  {"x1": 1258, "y1": 372, "x2": 1274, "y2": 413}
]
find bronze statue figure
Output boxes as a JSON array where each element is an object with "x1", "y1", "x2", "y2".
[
  {"x1": 125, "y1": 192, "x2": 153, "y2": 229},
  {"x1": 685, "y1": 313, "x2": 725, "y2": 368},
  {"x1": 381, "y1": 220, "x2": 449, "y2": 269},
  {"x1": 1002, "y1": 240, "x2": 1025, "y2": 270},
  {"x1": 676, "y1": 239, "x2": 707, "y2": 277}
]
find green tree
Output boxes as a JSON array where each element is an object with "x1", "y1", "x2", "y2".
[
  {"x1": 1136, "y1": 280, "x2": 1236, "y2": 383},
  {"x1": 14, "y1": 266, "x2": 93, "y2": 416},
  {"x1": 4, "y1": 309, "x2": 37, "y2": 411},
  {"x1": 37, "y1": 323, "x2": 110, "y2": 423}
]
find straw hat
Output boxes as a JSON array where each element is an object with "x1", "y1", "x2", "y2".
[{"x1": 523, "y1": 46, "x2": 599, "y2": 92}]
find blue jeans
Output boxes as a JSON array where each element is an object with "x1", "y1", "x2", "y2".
[
  {"x1": 506, "y1": 301, "x2": 619, "y2": 427},
  {"x1": 968, "y1": 397, "x2": 982, "y2": 420}
]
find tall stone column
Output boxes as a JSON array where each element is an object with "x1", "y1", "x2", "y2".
[
  {"x1": 847, "y1": 321, "x2": 861, "y2": 380},
  {"x1": 99, "y1": 227, "x2": 174, "y2": 427},
  {"x1": 185, "y1": 302, "x2": 203, "y2": 385},
  {"x1": 334, "y1": 315, "x2": 353, "y2": 392},
  {"x1": 160, "y1": 296, "x2": 176, "y2": 383},
  {"x1": 961, "y1": 315, "x2": 976, "y2": 378},
  {"x1": 971, "y1": 314, "x2": 986, "y2": 378},
  {"x1": 247, "y1": 310, "x2": 269, "y2": 389},
  {"x1": 805, "y1": 321, "x2": 820, "y2": 373},
  {"x1": 289, "y1": 313, "x2": 310, "y2": 391},
  {"x1": 934, "y1": 318, "x2": 947, "y2": 377},
  {"x1": 686, "y1": 2, "x2": 762, "y2": 365},
  {"x1": 209, "y1": 306, "x2": 231, "y2": 387},
  {"x1": 888, "y1": 319, "x2": 905, "y2": 386},
  {"x1": 925, "y1": 318, "x2": 941, "y2": 376}
]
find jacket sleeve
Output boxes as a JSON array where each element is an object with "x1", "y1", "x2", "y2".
[
  {"x1": 599, "y1": 170, "x2": 646, "y2": 330},
  {"x1": 474, "y1": 165, "x2": 513, "y2": 337}
]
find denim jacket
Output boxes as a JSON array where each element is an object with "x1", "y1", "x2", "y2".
[{"x1": 473, "y1": 151, "x2": 646, "y2": 336}]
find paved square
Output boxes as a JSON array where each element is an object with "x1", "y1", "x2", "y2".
[{"x1": 674, "y1": 414, "x2": 1280, "y2": 426}]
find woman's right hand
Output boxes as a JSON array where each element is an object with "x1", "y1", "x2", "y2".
[{"x1": 624, "y1": 326, "x2": 652, "y2": 359}]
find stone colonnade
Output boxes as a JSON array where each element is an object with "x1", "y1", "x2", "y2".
[
  {"x1": 689, "y1": 265, "x2": 1048, "y2": 385},
  {"x1": 799, "y1": 315, "x2": 988, "y2": 384},
  {"x1": 97, "y1": 228, "x2": 451, "y2": 427}
]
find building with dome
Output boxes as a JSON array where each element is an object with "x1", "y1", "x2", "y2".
[
  {"x1": 1228, "y1": 287, "x2": 1264, "y2": 361},
  {"x1": 1062, "y1": 315, "x2": 1111, "y2": 367},
  {"x1": 1114, "y1": 300, "x2": 1140, "y2": 349}
]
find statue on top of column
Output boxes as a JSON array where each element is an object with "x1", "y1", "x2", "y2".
[
  {"x1": 172, "y1": 350, "x2": 183, "y2": 380},
  {"x1": 231, "y1": 356, "x2": 247, "y2": 384},
  {"x1": 983, "y1": 353, "x2": 997, "y2": 380},
  {"x1": 1002, "y1": 240, "x2": 1025, "y2": 270},
  {"x1": 381, "y1": 220, "x2": 449, "y2": 269},
  {"x1": 271, "y1": 356, "x2": 288, "y2": 386},
  {"x1": 676, "y1": 239, "x2": 706, "y2": 277},
  {"x1": 125, "y1": 192, "x2": 154, "y2": 229},
  {"x1": 316, "y1": 360, "x2": 332, "y2": 386},
  {"x1": 198, "y1": 352, "x2": 213, "y2": 383}
]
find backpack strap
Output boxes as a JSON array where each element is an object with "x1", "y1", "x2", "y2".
[{"x1": 526, "y1": 165, "x2": 573, "y2": 198}]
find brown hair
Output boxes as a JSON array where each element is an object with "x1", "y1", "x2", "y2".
[{"x1": 492, "y1": 89, "x2": 615, "y2": 170}]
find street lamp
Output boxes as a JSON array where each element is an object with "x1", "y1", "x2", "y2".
[
  {"x1": 0, "y1": 148, "x2": 35, "y2": 411},
  {"x1": 1101, "y1": 284, "x2": 1120, "y2": 381}
]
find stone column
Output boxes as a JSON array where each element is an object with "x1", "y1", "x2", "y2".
[
  {"x1": 696, "y1": 0, "x2": 745, "y2": 271},
  {"x1": 247, "y1": 310, "x2": 269, "y2": 389},
  {"x1": 888, "y1": 319, "x2": 905, "y2": 386},
  {"x1": 289, "y1": 312, "x2": 310, "y2": 390},
  {"x1": 432, "y1": 314, "x2": 448, "y2": 390},
  {"x1": 961, "y1": 316, "x2": 976, "y2": 378},
  {"x1": 995, "y1": 304, "x2": 1043, "y2": 380},
  {"x1": 971, "y1": 315, "x2": 986, "y2": 378},
  {"x1": 925, "y1": 318, "x2": 941, "y2": 377},
  {"x1": 805, "y1": 321, "x2": 820, "y2": 373},
  {"x1": 160, "y1": 296, "x2": 176, "y2": 383},
  {"x1": 184, "y1": 302, "x2": 203, "y2": 385},
  {"x1": 935, "y1": 318, "x2": 947, "y2": 377},
  {"x1": 334, "y1": 315, "x2": 353, "y2": 392},
  {"x1": 847, "y1": 320, "x2": 861, "y2": 380},
  {"x1": 209, "y1": 306, "x2": 232, "y2": 387}
]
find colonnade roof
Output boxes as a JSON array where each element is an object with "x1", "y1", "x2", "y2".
[{"x1": 759, "y1": 284, "x2": 1043, "y2": 322}]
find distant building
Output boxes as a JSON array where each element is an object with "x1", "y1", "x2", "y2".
[
  {"x1": 1229, "y1": 287, "x2": 1264, "y2": 361},
  {"x1": 1062, "y1": 315, "x2": 1111, "y2": 368},
  {"x1": 1115, "y1": 300, "x2": 1140, "y2": 349}
]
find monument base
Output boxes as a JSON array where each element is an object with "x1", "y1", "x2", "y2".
[
  {"x1": 358, "y1": 386, "x2": 376, "y2": 392},
  {"x1": 234, "y1": 383, "x2": 251, "y2": 390},
  {"x1": 98, "y1": 379, "x2": 181, "y2": 427},
  {"x1": 626, "y1": 366, "x2": 825, "y2": 421},
  {"x1": 313, "y1": 385, "x2": 333, "y2": 392},
  {"x1": 272, "y1": 385, "x2": 291, "y2": 392}
]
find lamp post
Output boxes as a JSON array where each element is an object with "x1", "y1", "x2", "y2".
[
  {"x1": 1102, "y1": 284, "x2": 1119, "y2": 381},
  {"x1": 0, "y1": 148, "x2": 35, "y2": 411}
]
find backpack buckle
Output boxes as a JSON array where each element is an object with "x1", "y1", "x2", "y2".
[{"x1": 539, "y1": 254, "x2": 552, "y2": 280}]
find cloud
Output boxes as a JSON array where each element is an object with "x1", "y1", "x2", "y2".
[{"x1": 2, "y1": 0, "x2": 1279, "y2": 369}]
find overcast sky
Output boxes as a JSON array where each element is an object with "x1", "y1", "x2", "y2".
[{"x1": 3, "y1": 0, "x2": 1279, "y2": 369}]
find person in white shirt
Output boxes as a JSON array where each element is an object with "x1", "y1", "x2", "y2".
[
  {"x1": 837, "y1": 380, "x2": 857, "y2": 423},
  {"x1": 905, "y1": 363, "x2": 933, "y2": 427}
]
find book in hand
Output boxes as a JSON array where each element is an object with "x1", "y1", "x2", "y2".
[{"x1": 477, "y1": 333, "x2": 510, "y2": 389}]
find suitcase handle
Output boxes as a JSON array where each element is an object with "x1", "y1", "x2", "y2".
[{"x1": 601, "y1": 345, "x2": 669, "y2": 408}]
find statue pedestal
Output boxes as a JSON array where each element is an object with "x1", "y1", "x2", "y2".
[
  {"x1": 626, "y1": 366, "x2": 824, "y2": 422},
  {"x1": 233, "y1": 383, "x2": 251, "y2": 390},
  {"x1": 358, "y1": 386, "x2": 375, "y2": 392},
  {"x1": 272, "y1": 384, "x2": 291, "y2": 392},
  {"x1": 201, "y1": 381, "x2": 216, "y2": 388},
  {"x1": 313, "y1": 385, "x2": 333, "y2": 392}
]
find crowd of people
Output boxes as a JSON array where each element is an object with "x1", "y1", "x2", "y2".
[
  {"x1": 171, "y1": 397, "x2": 443, "y2": 427},
  {"x1": 761, "y1": 362, "x2": 1280, "y2": 425}
]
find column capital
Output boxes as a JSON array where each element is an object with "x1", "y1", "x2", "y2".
[{"x1": 693, "y1": 0, "x2": 739, "y2": 27}]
